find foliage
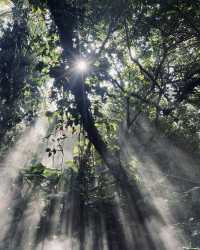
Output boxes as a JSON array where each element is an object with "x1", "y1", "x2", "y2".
[
  {"x1": 1, "y1": 1, "x2": 200, "y2": 248},
  {"x1": 23, "y1": 162, "x2": 62, "y2": 187}
]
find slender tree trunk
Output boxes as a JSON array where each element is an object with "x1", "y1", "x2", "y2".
[
  {"x1": 46, "y1": 1, "x2": 166, "y2": 249},
  {"x1": 46, "y1": 0, "x2": 129, "y2": 186}
]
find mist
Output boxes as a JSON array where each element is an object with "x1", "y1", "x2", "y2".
[
  {"x1": 119, "y1": 116, "x2": 200, "y2": 249},
  {"x1": 0, "y1": 112, "x2": 199, "y2": 250}
]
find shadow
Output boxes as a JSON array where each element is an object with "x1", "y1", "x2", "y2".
[
  {"x1": 0, "y1": 174, "x2": 35, "y2": 250},
  {"x1": 0, "y1": 146, "x2": 182, "y2": 250}
]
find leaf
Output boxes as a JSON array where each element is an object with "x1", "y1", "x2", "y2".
[
  {"x1": 65, "y1": 160, "x2": 78, "y2": 172},
  {"x1": 27, "y1": 163, "x2": 46, "y2": 175}
]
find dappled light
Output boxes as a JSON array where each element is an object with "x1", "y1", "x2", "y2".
[{"x1": 1, "y1": 0, "x2": 200, "y2": 249}]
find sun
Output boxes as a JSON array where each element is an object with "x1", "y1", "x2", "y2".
[{"x1": 74, "y1": 59, "x2": 88, "y2": 73}]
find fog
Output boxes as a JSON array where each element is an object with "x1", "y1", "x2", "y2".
[{"x1": 0, "y1": 114, "x2": 199, "y2": 250}]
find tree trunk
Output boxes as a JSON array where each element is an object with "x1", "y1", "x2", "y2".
[
  {"x1": 46, "y1": 0, "x2": 129, "y2": 186},
  {"x1": 46, "y1": 1, "x2": 166, "y2": 249}
]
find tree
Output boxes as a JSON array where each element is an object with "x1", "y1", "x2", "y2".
[
  {"x1": 22, "y1": 0, "x2": 167, "y2": 249},
  {"x1": 1, "y1": 0, "x2": 200, "y2": 248},
  {"x1": 0, "y1": 0, "x2": 60, "y2": 153}
]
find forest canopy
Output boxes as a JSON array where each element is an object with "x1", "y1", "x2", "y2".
[
  {"x1": 1, "y1": 0, "x2": 200, "y2": 250},
  {"x1": 1, "y1": 0, "x2": 200, "y2": 153}
]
